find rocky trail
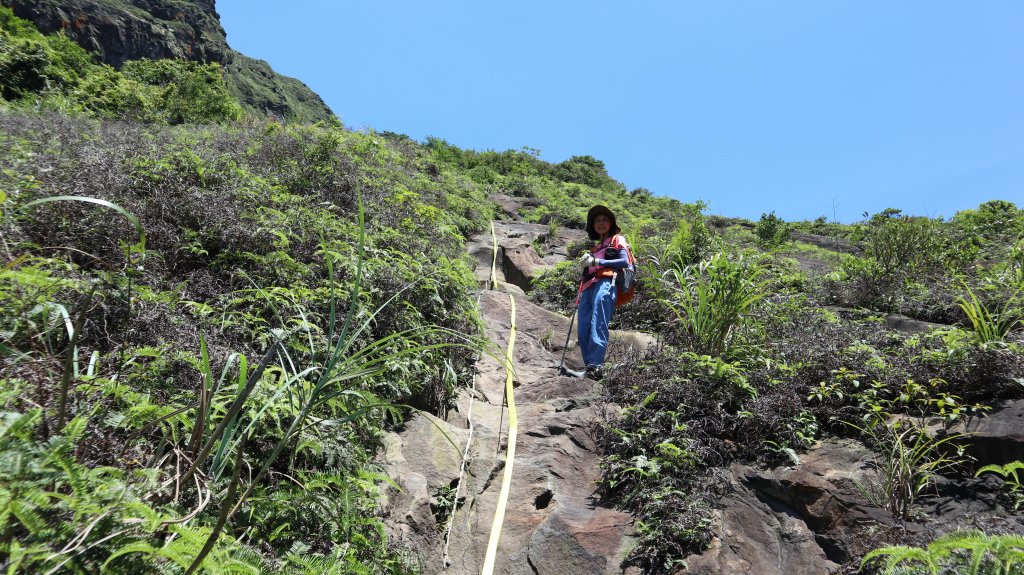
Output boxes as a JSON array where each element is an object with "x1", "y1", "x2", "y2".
[
  {"x1": 379, "y1": 221, "x2": 1024, "y2": 575},
  {"x1": 379, "y1": 222, "x2": 646, "y2": 574}
]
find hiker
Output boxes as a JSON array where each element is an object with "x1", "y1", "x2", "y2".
[{"x1": 576, "y1": 205, "x2": 631, "y2": 379}]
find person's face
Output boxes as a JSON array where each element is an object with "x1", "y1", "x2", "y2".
[{"x1": 594, "y1": 215, "x2": 611, "y2": 236}]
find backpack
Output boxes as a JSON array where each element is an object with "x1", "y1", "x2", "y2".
[{"x1": 607, "y1": 235, "x2": 638, "y2": 307}]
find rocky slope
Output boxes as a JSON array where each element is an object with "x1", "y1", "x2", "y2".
[
  {"x1": 381, "y1": 222, "x2": 653, "y2": 574},
  {"x1": 3, "y1": 0, "x2": 334, "y2": 122}
]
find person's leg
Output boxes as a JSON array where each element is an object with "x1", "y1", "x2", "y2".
[
  {"x1": 576, "y1": 284, "x2": 595, "y2": 367},
  {"x1": 587, "y1": 279, "x2": 617, "y2": 367}
]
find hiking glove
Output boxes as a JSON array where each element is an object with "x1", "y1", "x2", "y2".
[{"x1": 580, "y1": 253, "x2": 598, "y2": 269}]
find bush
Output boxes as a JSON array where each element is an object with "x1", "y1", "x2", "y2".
[
  {"x1": 866, "y1": 216, "x2": 950, "y2": 279},
  {"x1": 666, "y1": 203, "x2": 714, "y2": 269},
  {"x1": 0, "y1": 112, "x2": 488, "y2": 572},
  {"x1": 122, "y1": 59, "x2": 243, "y2": 124},
  {"x1": 553, "y1": 154, "x2": 623, "y2": 191},
  {"x1": 755, "y1": 211, "x2": 791, "y2": 248}
]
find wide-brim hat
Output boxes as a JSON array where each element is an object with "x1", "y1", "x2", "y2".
[{"x1": 586, "y1": 205, "x2": 620, "y2": 240}]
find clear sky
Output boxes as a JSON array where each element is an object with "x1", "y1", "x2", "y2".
[{"x1": 217, "y1": 1, "x2": 1023, "y2": 222}]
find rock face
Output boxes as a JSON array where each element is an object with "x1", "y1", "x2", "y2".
[
  {"x1": 681, "y1": 441, "x2": 882, "y2": 575},
  {"x1": 3, "y1": 0, "x2": 334, "y2": 123},
  {"x1": 685, "y1": 437, "x2": 1024, "y2": 574},
  {"x1": 380, "y1": 223, "x2": 653, "y2": 575},
  {"x1": 467, "y1": 221, "x2": 586, "y2": 293}
]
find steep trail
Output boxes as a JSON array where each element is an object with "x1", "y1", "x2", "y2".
[{"x1": 379, "y1": 222, "x2": 646, "y2": 575}]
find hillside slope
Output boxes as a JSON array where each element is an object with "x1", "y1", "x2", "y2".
[{"x1": 3, "y1": 0, "x2": 334, "y2": 122}]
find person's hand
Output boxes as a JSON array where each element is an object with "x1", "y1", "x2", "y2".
[{"x1": 580, "y1": 253, "x2": 598, "y2": 269}]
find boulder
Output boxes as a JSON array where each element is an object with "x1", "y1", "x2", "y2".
[
  {"x1": 503, "y1": 244, "x2": 546, "y2": 292},
  {"x1": 964, "y1": 400, "x2": 1024, "y2": 466},
  {"x1": 491, "y1": 194, "x2": 524, "y2": 218}
]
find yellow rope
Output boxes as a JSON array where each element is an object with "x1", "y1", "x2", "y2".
[
  {"x1": 490, "y1": 222, "x2": 499, "y2": 290},
  {"x1": 480, "y1": 293, "x2": 517, "y2": 575}
]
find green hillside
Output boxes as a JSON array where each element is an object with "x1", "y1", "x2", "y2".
[{"x1": 1, "y1": 7, "x2": 1023, "y2": 575}]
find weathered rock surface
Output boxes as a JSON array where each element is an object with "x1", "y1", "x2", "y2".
[
  {"x1": 3, "y1": 0, "x2": 334, "y2": 122},
  {"x1": 467, "y1": 221, "x2": 586, "y2": 292},
  {"x1": 381, "y1": 289, "x2": 641, "y2": 575},
  {"x1": 695, "y1": 437, "x2": 1024, "y2": 573},
  {"x1": 683, "y1": 465, "x2": 840, "y2": 575},
  {"x1": 824, "y1": 306, "x2": 948, "y2": 333},
  {"x1": 682, "y1": 441, "x2": 881, "y2": 574}
]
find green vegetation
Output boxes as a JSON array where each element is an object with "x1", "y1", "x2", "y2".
[
  {"x1": 1, "y1": 6, "x2": 241, "y2": 123},
  {"x1": 861, "y1": 530, "x2": 1024, "y2": 575},
  {"x1": 664, "y1": 254, "x2": 766, "y2": 356},
  {"x1": 569, "y1": 206, "x2": 1022, "y2": 571},
  {"x1": 0, "y1": 98, "x2": 492, "y2": 570},
  {"x1": 976, "y1": 461, "x2": 1024, "y2": 510},
  {"x1": 1, "y1": 8, "x2": 1023, "y2": 575},
  {"x1": 755, "y1": 211, "x2": 791, "y2": 248}
]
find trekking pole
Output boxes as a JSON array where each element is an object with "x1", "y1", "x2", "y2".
[
  {"x1": 557, "y1": 306, "x2": 578, "y2": 373},
  {"x1": 557, "y1": 274, "x2": 586, "y2": 377}
]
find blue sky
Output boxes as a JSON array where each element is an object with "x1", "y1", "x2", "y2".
[{"x1": 217, "y1": 1, "x2": 1023, "y2": 222}]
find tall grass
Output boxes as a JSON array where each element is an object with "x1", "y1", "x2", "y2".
[
  {"x1": 846, "y1": 420, "x2": 967, "y2": 520},
  {"x1": 957, "y1": 281, "x2": 1022, "y2": 344},
  {"x1": 664, "y1": 253, "x2": 765, "y2": 356}
]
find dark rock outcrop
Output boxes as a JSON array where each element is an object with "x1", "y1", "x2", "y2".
[
  {"x1": 3, "y1": 0, "x2": 334, "y2": 123},
  {"x1": 964, "y1": 400, "x2": 1024, "y2": 466}
]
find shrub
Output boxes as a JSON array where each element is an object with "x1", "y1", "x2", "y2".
[
  {"x1": 553, "y1": 154, "x2": 622, "y2": 190},
  {"x1": 122, "y1": 59, "x2": 243, "y2": 124},
  {"x1": 866, "y1": 216, "x2": 949, "y2": 279},
  {"x1": 755, "y1": 211, "x2": 791, "y2": 248},
  {"x1": 0, "y1": 8, "x2": 242, "y2": 125},
  {"x1": 0, "y1": 112, "x2": 486, "y2": 572}
]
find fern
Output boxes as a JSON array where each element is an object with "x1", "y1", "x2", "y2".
[
  {"x1": 862, "y1": 531, "x2": 1024, "y2": 575},
  {"x1": 976, "y1": 461, "x2": 1024, "y2": 509}
]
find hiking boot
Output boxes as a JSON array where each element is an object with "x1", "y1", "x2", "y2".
[
  {"x1": 585, "y1": 365, "x2": 604, "y2": 381},
  {"x1": 558, "y1": 365, "x2": 586, "y2": 378}
]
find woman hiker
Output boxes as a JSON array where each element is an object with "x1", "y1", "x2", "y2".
[{"x1": 575, "y1": 205, "x2": 631, "y2": 380}]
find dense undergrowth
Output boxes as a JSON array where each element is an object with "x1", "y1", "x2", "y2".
[
  {"x1": 0, "y1": 9, "x2": 507, "y2": 567},
  {"x1": 0, "y1": 107, "x2": 499, "y2": 572}
]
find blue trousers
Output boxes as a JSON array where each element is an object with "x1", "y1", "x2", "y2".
[{"x1": 577, "y1": 278, "x2": 617, "y2": 368}]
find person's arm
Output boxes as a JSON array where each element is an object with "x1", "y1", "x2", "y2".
[
  {"x1": 597, "y1": 250, "x2": 630, "y2": 269},
  {"x1": 597, "y1": 237, "x2": 631, "y2": 269}
]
